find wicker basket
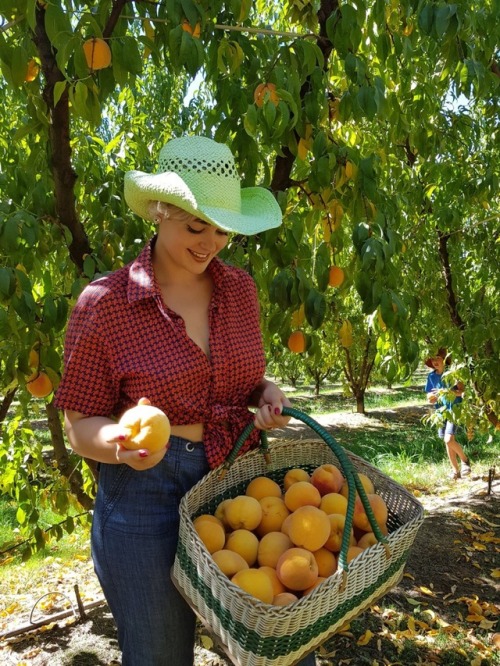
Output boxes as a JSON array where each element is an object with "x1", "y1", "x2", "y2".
[{"x1": 172, "y1": 407, "x2": 424, "y2": 666}]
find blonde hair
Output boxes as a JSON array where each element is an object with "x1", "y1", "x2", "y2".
[{"x1": 148, "y1": 201, "x2": 195, "y2": 224}]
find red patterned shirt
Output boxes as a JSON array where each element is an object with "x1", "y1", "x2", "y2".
[{"x1": 55, "y1": 237, "x2": 265, "y2": 468}]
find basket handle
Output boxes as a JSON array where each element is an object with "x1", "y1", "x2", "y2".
[{"x1": 219, "y1": 406, "x2": 390, "y2": 580}]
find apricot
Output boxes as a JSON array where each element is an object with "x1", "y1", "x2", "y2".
[
  {"x1": 28, "y1": 348, "x2": 39, "y2": 368},
  {"x1": 356, "y1": 532, "x2": 378, "y2": 549},
  {"x1": 212, "y1": 549, "x2": 249, "y2": 577},
  {"x1": 119, "y1": 404, "x2": 171, "y2": 453},
  {"x1": 313, "y1": 547, "x2": 337, "y2": 578},
  {"x1": 328, "y1": 266, "x2": 345, "y2": 288},
  {"x1": 324, "y1": 513, "x2": 355, "y2": 553},
  {"x1": 346, "y1": 546, "x2": 364, "y2": 563},
  {"x1": 231, "y1": 569, "x2": 274, "y2": 604},
  {"x1": 284, "y1": 481, "x2": 321, "y2": 511},
  {"x1": 287, "y1": 505, "x2": 331, "y2": 552},
  {"x1": 258, "y1": 566, "x2": 286, "y2": 596},
  {"x1": 340, "y1": 473, "x2": 375, "y2": 499},
  {"x1": 276, "y1": 547, "x2": 319, "y2": 592},
  {"x1": 273, "y1": 592, "x2": 299, "y2": 606},
  {"x1": 257, "y1": 531, "x2": 293, "y2": 568},
  {"x1": 311, "y1": 464, "x2": 344, "y2": 496},
  {"x1": 320, "y1": 492, "x2": 348, "y2": 516},
  {"x1": 26, "y1": 371, "x2": 53, "y2": 398},
  {"x1": 83, "y1": 37, "x2": 112, "y2": 71},
  {"x1": 193, "y1": 514, "x2": 224, "y2": 530},
  {"x1": 254, "y1": 82, "x2": 279, "y2": 108},
  {"x1": 246, "y1": 476, "x2": 282, "y2": 501},
  {"x1": 287, "y1": 330, "x2": 306, "y2": 354},
  {"x1": 280, "y1": 513, "x2": 292, "y2": 537},
  {"x1": 24, "y1": 58, "x2": 39, "y2": 82},
  {"x1": 225, "y1": 529, "x2": 259, "y2": 566},
  {"x1": 224, "y1": 495, "x2": 263, "y2": 531},
  {"x1": 181, "y1": 19, "x2": 201, "y2": 38},
  {"x1": 256, "y1": 496, "x2": 290, "y2": 536},
  {"x1": 303, "y1": 576, "x2": 326, "y2": 595},
  {"x1": 283, "y1": 468, "x2": 310, "y2": 491},
  {"x1": 352, "y1": 493, "x2": 388, "y2": 533},
  {"x1": 214, "y1": 498, "x2": 232, "y2": 530},
  {"x1": 194, "y1": 520, "x2": 225, "y2": 554}
]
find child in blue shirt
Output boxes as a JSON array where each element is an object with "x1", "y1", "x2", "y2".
[{"x1": 425, "y1": 348, "x2": 471, "y2": 480}]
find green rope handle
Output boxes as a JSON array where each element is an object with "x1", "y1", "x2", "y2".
[{"x1": 219, "y1": 406, "x2": 390, "y2": 580}]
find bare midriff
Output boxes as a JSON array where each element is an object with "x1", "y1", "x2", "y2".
[{"x1": 170, "y1": 423, "x2": 204, "y2": 443}]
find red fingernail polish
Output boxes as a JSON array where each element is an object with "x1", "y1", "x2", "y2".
[
  {"x1": 117, "y1": 435, "x2": 126, "y2": 441},
  {"x1": 139, "y1": 451, "x2": 148, "y2": 458},
  {"x1": 274, "y1": 408, "x2": 280, "y2": 415}
]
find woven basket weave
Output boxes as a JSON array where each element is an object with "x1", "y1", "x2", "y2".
[{"x1": 172, "y1": 408, "x2": 424, "y2": 666}]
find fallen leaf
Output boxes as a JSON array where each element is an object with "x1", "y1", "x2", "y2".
[
  {"x1": 200, "y1": 634, "x2": 213, "y2": 649},
  {"x1": 357, "y1": 629, "x2": 373, "y2": 645},
  {"x1": 491, "y1": 568, "x2": 500, "y2": 578},
  {"x1": 405, "y1": 597, "x2": 421, "y2": 606},
  {"x1": 418, "y1": 586, "x2": 435, "y2": 596},
  {"x1": 466, "y1": 614, "x2": 485, "y2": 622}
]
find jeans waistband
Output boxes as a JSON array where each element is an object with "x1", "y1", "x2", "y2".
[{"x1": 169, "y1": 434, "x2": 204, "y2": 452}]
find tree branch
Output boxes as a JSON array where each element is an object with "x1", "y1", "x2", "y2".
[
  {"x1": 270, "y1": 0, "x2": 338, "y2": 193},
  {"x1": 32, "y1": 6, "x2": 91, "y2": 272}
]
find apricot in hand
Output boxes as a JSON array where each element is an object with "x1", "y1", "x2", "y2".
[{"x1": 119, "y1": 404, "x2": 171, "y2": 453}]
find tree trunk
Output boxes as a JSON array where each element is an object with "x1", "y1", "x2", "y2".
[
  {"x1": 355, "y1": 392, "x2": 365, "y2": 414},
  {"x1": 45, "y1": 400, "x2": 94, "y2": 510},
  {"x1": 0, "y1": 386, "x2": 16, "y2": 425}
]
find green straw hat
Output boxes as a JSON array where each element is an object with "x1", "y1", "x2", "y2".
[{"x1": 124, "y1": 136, "x2": 282, "y2": 235}]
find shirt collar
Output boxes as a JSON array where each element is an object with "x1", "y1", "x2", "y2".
[{"x1": 127, "y1": 236, "x2": 231, "y2": 304}]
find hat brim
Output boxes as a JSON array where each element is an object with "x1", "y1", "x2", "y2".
[
  {"x1": 124, "y1": 170, "x2": 282, "y2": 235},
  {"x1": 425, "y1": 354, "x2": 451, "y2": 368}
]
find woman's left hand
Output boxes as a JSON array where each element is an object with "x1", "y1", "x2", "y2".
[{"x1": 253, "y1": 380, "x2": 292, "y2": 431}]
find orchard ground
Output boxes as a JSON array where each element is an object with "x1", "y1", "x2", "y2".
[{"x1": 1, "y1": 385, "x2": 499, "y2": 666}]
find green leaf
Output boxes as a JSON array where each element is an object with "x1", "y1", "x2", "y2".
[
  {"x1": 243, "y1": 104, "x2": 258, "y2": 137},
  {"x1": 2, "y1": 216, "x2": 19, "y2": 252},
  {"x1": 0, "y1": 267, "x2": 14, "y2": 298},
  {"x1": 11, "y1": 45, "x2": 29, "y2": 88},
  {"x1": 121, "y1": 37, "x2": 143, "y2": 76},
  {"x1": 42, "y1": 297, "x2": 57, "y2": 330},
  {"x1": 434, "y1": 5, "x2": 452, "y2": 39},
  {"x1": 270, "y1": 271, "x2": 292, "y2": 310},
  {"x1": 16, "y1": 506, "x2": 26, "y2": 524},
  {"x1": 305, "y1": 288, "x2": 326, "y2": 329},
  {"x1": 44, "y1": 4, "x2": 73, "y2": 45},
  {"x1": 358, "y1": 86, "x2": 377, "y2": 119},
  {"x1": 53, "y1": 81, "x2": 67, "y2": 107},
  {"x1": 83, "y1": 254, "x2": 96, "y2": 279},
  {"x1": 418, "y1": 4, "x2": 435, "y2": 36}
]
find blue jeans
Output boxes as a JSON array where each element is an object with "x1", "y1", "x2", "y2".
[{"x1": 91, "y1": 435, "x2": 316, "y2": 666}]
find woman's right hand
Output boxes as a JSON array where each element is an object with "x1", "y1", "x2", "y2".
[{"x1": 107, "y1": 424, "x2": 169, "y2": 471}]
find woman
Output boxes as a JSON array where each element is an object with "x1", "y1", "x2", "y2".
[
  {"x1": 55, "y1": 136, "x2": 316, "y2": 665},
  {"x1": 425, "y1": 348, "x2": 471, "y2": 481}
]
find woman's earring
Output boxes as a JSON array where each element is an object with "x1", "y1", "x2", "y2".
[{"x1": 154, "y1": 216, "x2": 161, "y2": 224}]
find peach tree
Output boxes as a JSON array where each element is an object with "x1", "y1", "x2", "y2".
[{"x1": 0, "y1": 0, "x2": 498, "y2": 556}]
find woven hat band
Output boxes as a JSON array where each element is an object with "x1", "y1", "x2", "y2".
[{"x1": 158, "y1": 154, "x2": 242, "y2": 213}]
